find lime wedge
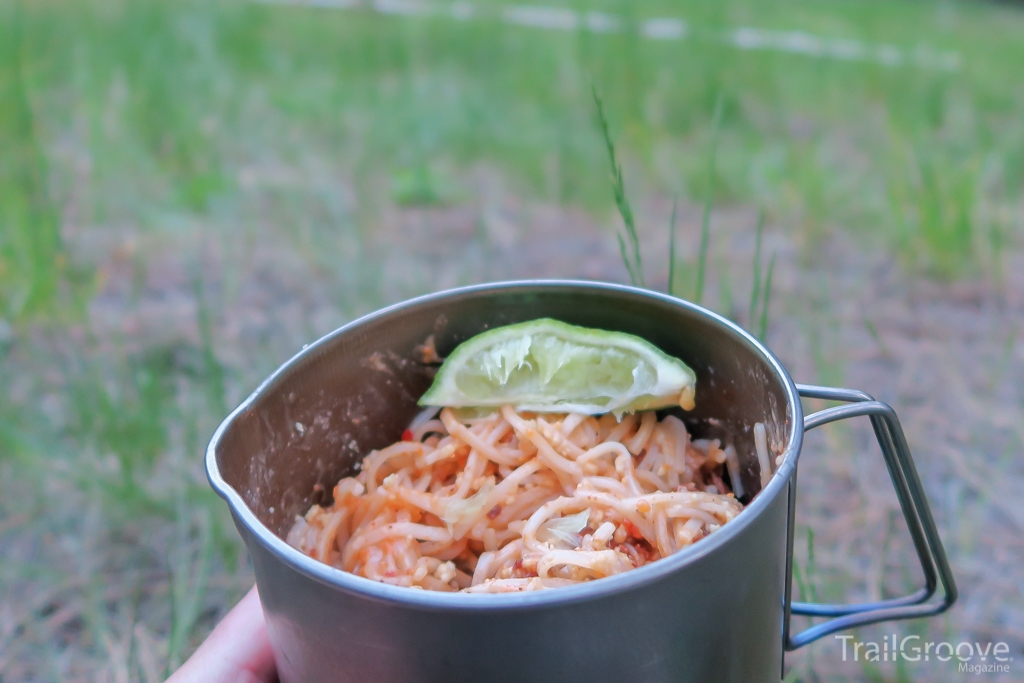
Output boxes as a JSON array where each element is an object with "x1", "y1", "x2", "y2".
[{"x1": 418, "y1": 318, "x2": 696, "y2": 414}]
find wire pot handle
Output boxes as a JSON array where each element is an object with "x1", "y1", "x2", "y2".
[{"x1": 783, "y1": 384, "x2": 957, "y2": 650}]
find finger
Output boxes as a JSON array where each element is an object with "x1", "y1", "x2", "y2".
[{"x1": 165, "y1": 585, "x2": 277, "y2": 683}]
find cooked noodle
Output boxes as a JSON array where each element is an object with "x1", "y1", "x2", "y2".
[{"x1": 286, "y1": 407, "x2": 746, "y2": 593}]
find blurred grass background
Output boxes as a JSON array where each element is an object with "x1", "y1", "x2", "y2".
[{"x1": 1, "y1": 0, "x2": 1022, "y2": 680}]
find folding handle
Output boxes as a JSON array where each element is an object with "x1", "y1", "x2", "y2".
[{"x1": 783, "y1": 384, "x2": 957, "y2": 650}]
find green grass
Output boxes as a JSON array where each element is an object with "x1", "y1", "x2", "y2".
[
  {"x1": 3, "y1": 0, "x2": 1021, "y2": 298},
  {"x1": 694, "y1": 92, "x2": 723, "y2": 305},
  {"x1": 594, "y1": 85, "x2": 645, "y2": 288},
  {"x1": 0, "y1": 1, "x2": 67, "y2": 320},
  {"x1": 2, "y1": 0, "x2": 1024, "y2": 678},
  {"x1": 667, "y1": 196, "x2": 678, "y2": 295},
  {"x1": 748, "y1": 210, "x2": 776, "y2": 341}
]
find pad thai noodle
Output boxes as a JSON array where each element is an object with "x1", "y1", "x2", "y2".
[{"x1": 287, "y1": 406, "x2": 747, "y2": 593}]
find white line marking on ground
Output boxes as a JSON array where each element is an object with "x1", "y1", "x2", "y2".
[
  {"x1": 642, "y1": 18, "x2": 688, "y2": 41},
  {"x1": 450, "y1": 1, "x2": 473, "y2": 20},
  {"x1": 503, "y1": 5, "x2": 577, "y2": 30},
  {"x1": 584, "y1": 11, "x2": 617, "y2": 34},
  {"x1": 373, "y1": 0, "x2": 433, "y2": 15},
  {"x1": 256, "y1": 0, "x2": 960, "y2": 70}
]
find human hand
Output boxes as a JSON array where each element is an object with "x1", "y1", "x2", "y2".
[{"x1": 165, "y1": 585, "x2": 277, "y2": 683}]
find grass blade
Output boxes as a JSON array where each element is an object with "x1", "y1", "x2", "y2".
[
  {"x1": 757, "y1": 252, "x2": 776, "y2": 341},
  {"x1": 792, "y1": 557, "x2": 809, "y2": 603},
  {"x1": 694, "y1": 93, "x2": 724, "y2": 304},
  {"x1": 862, "y1": 315, "x2": 889, "y2": 356},
  {"x1": 806, "y1": 527, "x2": 819, "y2": 603},
  {"x1": 593, "y1": 85, "x2": 644, "y2": 288},
  {"x1": 191, "y1": 271, "x2": 226, "y2": 417},
  {"x1": 748, "y1": 209, "x2": 765, "y2": 328},
  {"x1": 165, "y1": 508, "x2": 213, "y2": 675},
  {"x1": 0, "y1": 0, "x2": 65, "y2": 320},
  {"x1": 667, "y1": 196, "x2": 678, "y2": 296},
  {"x1": 615, "y1": 232, "x2": 634, "y2": 285}
]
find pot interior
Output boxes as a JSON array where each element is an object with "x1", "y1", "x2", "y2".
[{"x1": 213, "y1": 283, "x2": 794, "y2": 538}]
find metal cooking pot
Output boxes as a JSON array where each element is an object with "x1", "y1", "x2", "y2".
[{"x1": 206, "y1": 280, "x2": 956, "y2": 683}]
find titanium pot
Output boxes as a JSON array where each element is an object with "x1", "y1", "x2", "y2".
[{"x1": 206, "y1": 280, "x2": 957, "y2": 683}]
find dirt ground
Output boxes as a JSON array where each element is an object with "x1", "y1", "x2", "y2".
[{"x1": 4, "y1": 167, "x2": 1023, "y2": 681}]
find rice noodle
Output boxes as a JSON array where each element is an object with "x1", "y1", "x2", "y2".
[
  {"x1": 754, "y1": 422, "x2": 771, "y2": 489},
  {"x1": 288, "y1": 407, "x2": 747, "y2": 592}
]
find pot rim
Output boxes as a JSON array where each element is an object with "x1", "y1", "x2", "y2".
[{"x1": 206, "y1": 279, "x2": 804, "y2": 611}]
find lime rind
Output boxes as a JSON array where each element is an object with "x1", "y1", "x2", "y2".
[{"x1": 418, "y1": 318, "x2": 696, "y2": 415}]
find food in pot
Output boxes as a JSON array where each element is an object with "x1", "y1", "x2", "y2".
[{"x1": 286, "y1": 320, "x2": 748, "y2": 592}]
